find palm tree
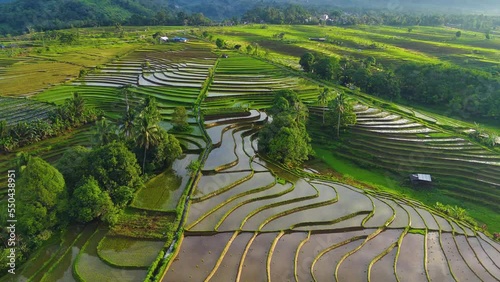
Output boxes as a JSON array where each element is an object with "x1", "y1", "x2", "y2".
[
  {"x1": 119, "y1": 88, "x2": 135, "y2": 139},
  {"x1": 332, "y1": 91, "x2": 347, "y2": 138},
  {"x1": 91, "y1": 118, "x2": 117, "y2": 146},
  {"x1": 67, "y1": 92, "x2": 85, "y2": 121},
  {"x1": 134, "y1": 113, "x2": 161, "y2": 173},
  {"x1": 317, "y1": 87, "x2": 332, "y2": 125},
  {"x1": 72, "y1": 92, "x2": 85, "y2": 118},
  {"x1": 292, "y1": 101, "x2": 308, "y2": 123},
  {"x1": 120, "y1": 109, "x2": 135, "y2": 139}
]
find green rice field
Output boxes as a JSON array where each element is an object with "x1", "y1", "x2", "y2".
[{"x1": 0, "y1": 25, "x2": 498, "y2": 281}]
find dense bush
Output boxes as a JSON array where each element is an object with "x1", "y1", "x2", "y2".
[
  {"x1": 300, "y1": 52, "x2": 500, "y2": 120},
  {"x1": 259, "y1": 90, "x2": 313, "y2": 167}
]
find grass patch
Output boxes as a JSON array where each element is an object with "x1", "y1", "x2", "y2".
[
  {"x1": 312, "y1": 145, "x2": 407, "y2": 195},
  {"x1": 109, "y1": 208, "x2": 176, "y2": 240},
  {"x1": 408, "y1": 228, "x2": 426, "y2": 235}
]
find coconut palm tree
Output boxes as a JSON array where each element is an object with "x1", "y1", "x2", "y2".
[
  {"x1": 91, "y1": 118, "x2": 118, "y2": 146},
  {"x1": 134, "y1": 113, "x2": 161, "y2": 173},
  {"x1": 119, "y1": 87, "x2": 135, "y2": 139},
  {"x1": 317, "y1": 87, "x2": 332, "y2": 125},
  {"x1": 68, "y1": 92, "x2": 85, "y2": 121},
  {"x1": 332, "y1": 91, "x2": 347, "y2": 138},
  {"x1": 292, "y1": 100, "x2": 308, "y2": 123},
  {"x1": 120, "y1": 109, "x2": 135, "y2": 139}
]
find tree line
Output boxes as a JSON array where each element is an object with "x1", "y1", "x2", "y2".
[
  {"x1": 241, "y1": 3, "x2": 499, "y2": 32},
  {"x1": 0, "y1": 93, "x2": 183, "y2": 273},
  {"x1": 0, "y1": 93, "x2": 100, "y2": 152},
  {"x1": 259, "y1": 89, "x2": 356, "y2": 167},
  {"x1": 299, "y1": 52, "x2": 500, "y2": 120},
  {"x1": 0, "y1": 0, "x2": 212, "y2": 35}
]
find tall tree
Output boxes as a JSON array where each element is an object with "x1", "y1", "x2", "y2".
[
  {"x1": 328, "y1": 92, "x2": 356, "y2": 138},
  {"x1": 86, "y1": 142, "x2": 143, "y2": 206},
  {"x1": 135, "y1": 99, "x2": 162, "y2": 173},
  {"x1": 172, "y1": 106, "x2": 189, "y2": 131},
  {"x1": 258, "y1": 114, "x2": 313, "y2": 167},
  {"x1": 313, "y1": 56, "x2": 339, "y2": 80},
  {"x1": 271, "y1": 89, "x2": 308, "y2": 123},
  {"x1": 119, "y1": 85, "x2": 135, "y2": 139},
  {"x1": 17, "y1": 157, "x2": 68, "y2": 239},
  {"x1": 70, "y1": 177, "x2": 115, "y2": 224},
  {"x1": 69, "y1": 92, "x2": 85, "y2": 120},
  {"x1": 299, "y1": 52, "x2": 315, "y2": 73},
  {"x1": 91, "y1": 118, "x2": 118, "y2": 147},
  {"x1": 318, "y1": 87, "x2": 333, "y2": 125},
  {"x1": 56, "y1": 146, "x2": 90, "y2": 192},
  {"x1": 334, "y1": 92, "x2": 346, "y2": 138}
]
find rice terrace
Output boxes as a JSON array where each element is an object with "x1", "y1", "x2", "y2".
[{"x1": 0, "y1": 3, "x2": 500, "y2": 282}]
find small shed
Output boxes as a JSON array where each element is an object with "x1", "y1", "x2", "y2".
[
  {"x1": 410, "y1": 174, "x2": 432, "y2": 186},
  {"x1": 309, "y1": 37, "x2": 326, "y2": 42},
  {"x1": 159, "y1": 36, "x2": 169, "y2": 42}
]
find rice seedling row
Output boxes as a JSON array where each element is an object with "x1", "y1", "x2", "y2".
[{"x1": 0, "y1": 97, "x2": 56, "y2": 125}]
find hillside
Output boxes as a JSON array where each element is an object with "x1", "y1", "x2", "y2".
[
  {"x1": 170, "y1": 0, "x2": 500, "y2": 17},
  {"x1": 0, "y1": 0, "x2": 165, "y2": 35}
]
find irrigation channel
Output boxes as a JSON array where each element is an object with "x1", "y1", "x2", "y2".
[{"x1": 162, "y1": 110, "x2": 500, "y2": 282}]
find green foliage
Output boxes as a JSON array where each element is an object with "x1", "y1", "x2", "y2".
[
  {"x1": 85, "y1": 142, "x2": 143, "y2": 207},
  {"x1": 455, "y1": 30, "x2": 462, "y2": 38},
  {"x1": 91, "y1": 118, "x2": 119, "y2": 147},
  {"x1": 58, "y1": 32, "x2": 79, "y2": 45},
  {"x1": 313, "y1": 56, "x2": 340, "y2": 80},
  {"x1": 246, "y1": 44, "x2": 254, "y2": 54},
  {"x1": 396, "y1": 63, "x2": 500, "y2": 119},
  {"x1": 368, "y1": 70, "x2": 400, "y2": 100},
  {"x1": 259, "y1": 113, "x2": 313, "y2": 167},
  {"x1": 299, "y1": 52, "x2": 315, "y2": 72},
  {"x1": 186, "y1": 160, "x2": 201, "y2": 176},
  {"x1": 270, "y1": 89, "x2": 308, "y2": 122},
  {"x1": 56, "y1": 145, "x2": 91, "y2": 192},
  {"x1": 147, "y1": 131, "x2": 183, "y2": 172},
  {"x1": 70, "y1": 177, "x2": 115, "y2": 224},
  {"x1": 172, "y1": 106, "x2": 189, "y2": 131},
  {"x1": 318, "y1": 87, "x2": 333, "y2": 124},
  {"x1": 260, "y1": 90, "x2": 313, "y2": 167},
  {"x1": 434, "y1": 202, "x2": 477, "y2": 226},
  {"x1": 215, "y1": 38, "x2": 226, "y2": 48},
  {"x1": 327, "y1": 92, "x2": 357, "y2": 138},
  {"x1": 134, "y1": 98, "x2": 162, "y2": 173},
  {"x1": 17, "y1": 157, "x2": 68, "y2": 241},
  {"x1": 299, "y1": 49, "x2": 499, "y2": 120},
  {"x1": 0, "y1": 93, "x2": 99, "y2": 152}
]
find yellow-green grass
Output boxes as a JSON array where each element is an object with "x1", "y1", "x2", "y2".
[
  {"x1": 0, "y1": 59, "x2": 81, "y2": 96},
  {"x1": 29, "y1": 43, "x2": 140, "y2": 67},
  {"x1": 204, "y1": 25, "x2": 499, "y2": 71},
  {"x1": 108, "y1": 208, "x2": 176, "y2": 240}
]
